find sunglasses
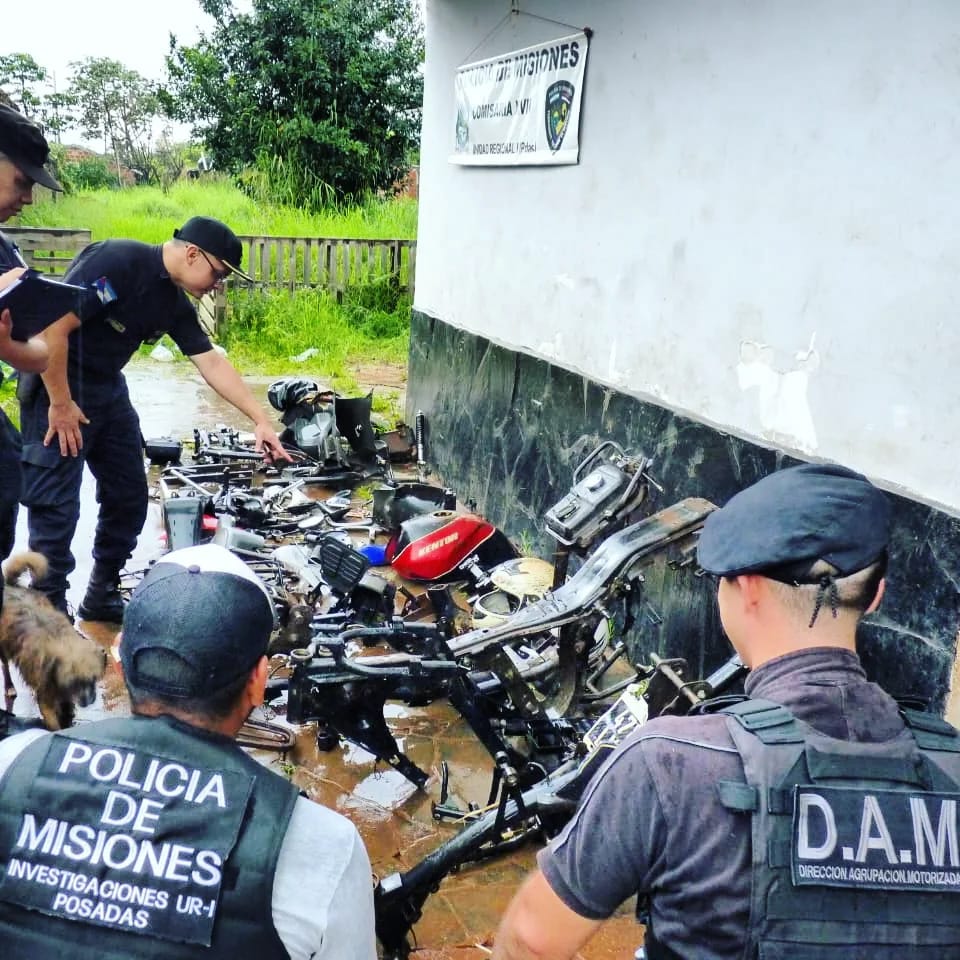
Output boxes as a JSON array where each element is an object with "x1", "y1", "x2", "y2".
[{"x1": 198, "y1": 248, "x2": 229, "y2": 283}]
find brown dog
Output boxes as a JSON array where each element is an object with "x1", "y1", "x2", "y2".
[{"x1": 1, "y1": 552, "x2": 107, "y2": 730}]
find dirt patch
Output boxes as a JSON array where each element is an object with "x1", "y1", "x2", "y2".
[
  {"x1": 353, "y1": 360, "x2": 408, "y2": 420},
  {"x1": 353, "y1": 361, "x2": 407, "y2": 390}
]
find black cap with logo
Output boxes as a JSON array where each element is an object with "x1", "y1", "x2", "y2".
[{"x1": 173, "y1": 215, "x2": 253, "y2": 282}]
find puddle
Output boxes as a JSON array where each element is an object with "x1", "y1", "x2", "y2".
[{"x1": 349, "y1": 768, "x2": 421, "y2": 811}]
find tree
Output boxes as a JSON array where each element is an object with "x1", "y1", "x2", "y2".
[
  {"x1": 162, "y1": 0, "x2": 424, "y2": 205},
  {"x1": 0, "y1": 53, "x2": 47, "y2": 117},
  {"x1": 40, "y1": 89, "x2": 79, "y2": 144},
  {"x1": 67, "y1": 57, "x2": 161, "y2": 180}
]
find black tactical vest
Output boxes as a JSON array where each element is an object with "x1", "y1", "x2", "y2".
[
  {"x1": 643, "y1": 700, "x2": 960, "y2": 960},
  {"x1": 0, "y1": 714, "x2": 298, "y2": 959},
  {"x1": 717, "y1": 699, "x2": 960, "y2": 959}
]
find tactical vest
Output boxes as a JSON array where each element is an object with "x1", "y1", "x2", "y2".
[
  {"x1": 645, "y1": 699, "x2": 960, "y2": 960},
  {"x1": 0, "y1": 714, "x2": 299, "y2": 959}
]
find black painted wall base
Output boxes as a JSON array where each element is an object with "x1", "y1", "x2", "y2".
[{"x1": 407, "y1": 311, "x2": 960, "y2": 711}]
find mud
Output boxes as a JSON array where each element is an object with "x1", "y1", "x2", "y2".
[{"x1": 5, "y1": 358, "x2": 640, "y2": 958}]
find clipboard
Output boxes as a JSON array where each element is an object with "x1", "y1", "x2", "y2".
[{"x1": 0, "y1": 270, "x2": 90, "y2": 341}]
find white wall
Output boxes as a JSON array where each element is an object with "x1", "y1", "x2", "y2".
[{"x1": 417, "y1": 0, "x2": 960, "y2": 512}]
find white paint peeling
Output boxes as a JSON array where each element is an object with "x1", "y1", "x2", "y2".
[
  {"x1": 606, "y1": 338, "x2": 629, "y2": 387},
  {"x1": 736, "y1": 336, "x2": 819, "y2": 452},
  {"x1": 536, "y1": 330, "x2": 564, "y2": 361}
]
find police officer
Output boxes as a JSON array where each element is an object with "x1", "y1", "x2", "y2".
[
  {"x1": 0, "y1": 543, "x2": 377, "y2": 960},
  {"x1": 18, "y1": 215, "x2": 292, "y2": 620},
  {"x1": 0, "y1": 104, "x2": 57, "y2": 615},
  {"x1": 493, "y1": 462, "x2": 960, "y2": 960}
]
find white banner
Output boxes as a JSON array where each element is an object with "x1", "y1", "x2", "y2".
[{"x1": 451, "y1": 32, "x2": 589, "y2": 167}]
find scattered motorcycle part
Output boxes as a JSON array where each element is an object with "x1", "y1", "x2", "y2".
[
  {"x1": 359, "y1": 543, "x2": 388, "y2": 565},
  {"x1": 225, "y1": 491, "x2": 271, "y2": 526},
  {"x1": 271, "y1": 603, "x2": 316, "y2": 653},
  {"x1": 235, "y1": 718, "x2": 297, "y2": 752},
  {"x1": 162, "y1": 496, "x2": 205, "y2": 550},
  {"x1": 272, "y1": 543, "x2": 326, "y2": 592},
  {"x1": 335, "y1": 393, "x2": 378, "y2": 459},
  {"x1": 212, "y1": 523, "x2": 267, "y2": 552},
  {"x1": 386, "y1": 511, "x2": 518, "y2": 582},
  {"x1": 267, "y1": 378, "x2": 321, "y2": 412},
  {"x1": 315, "y1": 535, "x2": 370, "y2": 594},
  {"x1": 380, "y1": 423, "x2": 417, "y2": 462},
  {"x1": 297, "y1": 514, "x2": 327, "y2": 530},
  {"x1": 144, "y1": 437, "x2": 183, "y2": 466},
  {"x1": 372, "y1": 482, "x2": 457, "y2": 529},
  {"x1": 544, "y1": 441, "x2": 658, "y2": 547},
  {"x1": 415, "y1": 410, "x2": 427, "y2": 481},
  {"x1": 471, "y1": 557, "x2": 557, "y2": 628}
]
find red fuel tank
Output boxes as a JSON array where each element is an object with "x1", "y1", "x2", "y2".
[{"x1": 386, "y1": 511, "x2": 517, "y2": 582}]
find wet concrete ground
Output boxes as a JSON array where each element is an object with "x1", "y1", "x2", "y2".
[{"x1": 6, "y1": 359, "x2": 641, "y2": 958}]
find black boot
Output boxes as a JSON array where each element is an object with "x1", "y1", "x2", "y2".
[
  {"x1": 78, "y1": 562, "x2": 125, "y2": 623},
  {"x1": 46, "y1": 590, "x2": 75, "y2": 625}
]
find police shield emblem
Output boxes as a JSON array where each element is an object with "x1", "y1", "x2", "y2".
[
  {"x1": 455, "y1": 105, "x2": 469, "y2": 152},
  {"x1": 544, "y1": 81, "x2": 575, "y2": 151}
]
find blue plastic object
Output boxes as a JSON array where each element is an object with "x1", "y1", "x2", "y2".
[{"x1": 359, "y1": 543, "x2": 388, "y2": 565}]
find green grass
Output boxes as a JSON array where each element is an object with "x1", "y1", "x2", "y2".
[
  {"x1": 0, "y1": 376, "x2": 17, "y2": 428},
  {"x1": 215, "y1": 285, "x2": 409, "y2": 400},
  {"x1": 16, "y1": 175, "x2": 418, "y2": 243}
]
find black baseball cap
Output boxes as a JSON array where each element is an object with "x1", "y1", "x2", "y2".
[
  {"x1": 173, "y1": 215, "x2": 253, "y2": 282},
  {"x1": 697, "y1": 462, "x2": 891, "y2": 581},
  {"x1": 121, "y1": 544, "x2": 276, "y2": 699},
  {"x1": 0, "y1": 104, "x2": 62, "y2": 192}
]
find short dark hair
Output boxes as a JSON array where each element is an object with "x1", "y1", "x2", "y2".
[
  {"x1": 766, "y1": 554, "x2": 887, "y2": 624},
  {"x1": 126, "y1": 656, "x2": 252, "y2": 721}
]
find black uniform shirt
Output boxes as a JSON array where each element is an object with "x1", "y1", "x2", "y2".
[
  {"x1": 538, "y1": 647, "x2": 908, "y2": 960},
  {"x1": 0, "y1": 232, "x2": 26, "y2": 271},
  {"x1": 62, "y1": 239, "x2": 212, "y2": 395},
  {"x1": 0, "y1": 231, "x2": 28, "y2": 421}
]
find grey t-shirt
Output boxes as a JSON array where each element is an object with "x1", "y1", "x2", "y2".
[
  {"x1": 0, "y1": 728, "x2": 377, "y2": 960},
  {"x1": 537, "y1": 647, "x2": 909, "y2": 959}
]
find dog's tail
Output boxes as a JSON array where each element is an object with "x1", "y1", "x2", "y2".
[{"x1": 3, "y1": 551, "x2": 49, "y2": 587}]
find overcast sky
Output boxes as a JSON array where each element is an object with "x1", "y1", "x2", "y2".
[
  {"x1": 12, "y1": 0, "x2": 424, "y2": 85},
  {"x1": 2, "y1": 0, "x2": 247, "y2": 146},
  {"x1": 15, "y1": 0, "x2": 221, "y2": 87}
]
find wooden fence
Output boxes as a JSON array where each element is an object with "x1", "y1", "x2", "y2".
[
  {"x1": 3, "y1": 227, "x2": 91, "y2": 274},
  {"x1": 232, "y1": 235, "x2": 416, "y2": 299}
]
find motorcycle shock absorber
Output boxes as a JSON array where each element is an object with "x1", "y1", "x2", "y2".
[{"x1": 415, "y1": 410, "x2": 427, "y2": 482}]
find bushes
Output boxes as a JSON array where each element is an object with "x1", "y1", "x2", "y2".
[
  {"x1": 342, "y1": 280, "x2": 411, "y2": 340},
  {"x1": 56, "y1": 153, "x2": 116, "y2": 192}
]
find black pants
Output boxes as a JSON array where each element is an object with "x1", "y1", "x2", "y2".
[
  {"x1": 20, "y1": 376, "x2": 147, "y2": 597},
  {"x1": 0, "y1": 408, "x2": 23, "y2": 611}
]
